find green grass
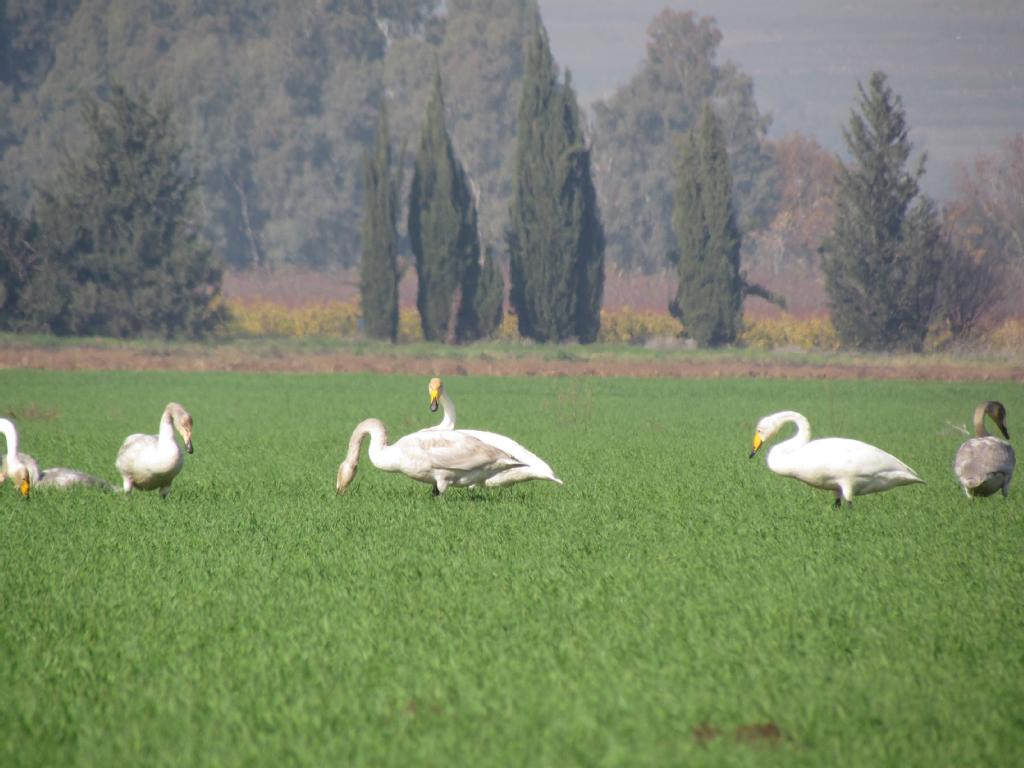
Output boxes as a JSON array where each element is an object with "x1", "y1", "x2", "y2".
[{"x1": 1, "y1": 370, "x2": 1022, "y2": 766}]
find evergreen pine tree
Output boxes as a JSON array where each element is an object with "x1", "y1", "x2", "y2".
[
  {"x1": 408, "y1": 69, "x2": 501, "y2": 343},
  {"x1": 670, "y1": 103, "x2": 743, "y2": 346},
  {"x1": 823, "y1": 71, "x2": 943, "y2": 351},
  {"x1": 508, "y1": 16, "x2": 604, "y2": 343},
  {"x1": 21, "y1": 85, "x2": 224, "y2": 338},
  {"x1": 360, "y1": 101, "x2": 399, "y2": 342}
]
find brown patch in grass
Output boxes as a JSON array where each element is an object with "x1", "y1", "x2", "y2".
[
  {"x1": 2, "y1": 344, "x2": 1022, "y2": 382},
  {"x1": 693, "y1": 721, "x2": 786, "y2": 749},
  {"x1": 2, "y1": 402, "x2": 61, "y2": 421},
  {"x1": 734, "y1": 721, "x2": 783, "y2": 746},
  {"x1": 693, "y1": 723, "x2": 722, "y2": 745}
]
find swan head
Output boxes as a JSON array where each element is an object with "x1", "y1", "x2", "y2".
[
  {"x1": 984, "y1": 400, "x2": 1010, "y2": 440},
  {"x1": 428, "y1": 377, "x2": 444, "y2": 413},
  {"x1": 749, "y1": 430, "x2": 764, "y2": 459},
  {"x1": 169, "y1": 403, "x2": 194, "y2": 453},
  {"x1": 12, "y1": 465, "x2": 29, "y2": 500},
  {"x1": 749, "y1": 414, "x2": 780, "y2": 458},
  {"x1": 336, "y1": 460, "x2": 356, "y2": 494},
  {"x1": 749, "y1": 411, "x2": 805, "y2": 458}
]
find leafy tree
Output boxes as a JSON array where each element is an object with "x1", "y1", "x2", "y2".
[
  {"x1": 822, "y1": 72, "x2": 943, "y2": 352},
  {"x1": 932, "y1": 183, "x2": 1017, "y2": 342},
  {"x1": 360, "y1": 101, "x2": 399, "y2": 342},
  {"x1": 950, "y1": 134, "x2": 1024, "y2": 285},
  {"x1": 745, "y1": 133, "x2": 838, "y2": 277},
  {"x1": 20, "y1": 85, "x2": 224, "y2": 338},
  {"x1": 508, "y1": 16, "x2": 604, "y2": 343},
  {"x1": 670, "y1": 104, "x2": 743, "y2": 346},
  {"x1": 592, "y1": 9, "x2": 774, "y2": 273},
  {"x1": 933, "y1": 229, "x2": 999, "y2": 341},
  {"x1": 408, "y1": 70, "x2": 501, "y2": 343}
]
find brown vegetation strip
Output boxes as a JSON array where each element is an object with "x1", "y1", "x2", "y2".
[{"x1": 2, "y1": 345, "x2": 1022, "y2": 381}]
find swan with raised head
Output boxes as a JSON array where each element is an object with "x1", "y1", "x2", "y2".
[
  {"x1": 116, "y1": 402, "x2": 193, "y2": 497},
  {"x1": 954, "y1": 400, "x2": 1015, "y2": 498},
  {"x1": 1, "y1": 418, "x2": 112, "y2": 492},
  {"x1": 749, "y1": 410, "x2": 923, "y2": 506},
  {"x1": 427, "y1": 377, "x2": 562, "y2": 487},
  {"x1": 337, "y1": 417, "x2": 527, "y2": 495}
]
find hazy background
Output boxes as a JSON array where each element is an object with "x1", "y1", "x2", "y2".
[{"x1": 541, "y1": 0, "x2": 1024, "y2": 199}]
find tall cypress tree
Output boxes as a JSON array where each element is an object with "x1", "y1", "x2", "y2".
[
  {"x1": 508, "y1": 16, "x2": 604, "y2": 343},
  {"x1": 360, "y1": 101, "x2": 399, "y2": 342},
  {"x1": 823, "y1": 71, "x2": 943, "y2": 351},
  {"x1": 408, "y1": 69, "x2": 501, "y2": 343},
  {"x1": 670, "y1": 103, "x2": 744, "y2": 346}
]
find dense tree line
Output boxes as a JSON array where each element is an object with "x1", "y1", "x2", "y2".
[
  {"x1": 0, "y1": 2, "x2": 1016, "y2": 348},
  {"x1": 0, "y1": 1, "x2": 768, "y2": 278}
]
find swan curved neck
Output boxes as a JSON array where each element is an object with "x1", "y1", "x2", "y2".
[
  {"x1": 772, "y1": 412, "x2": 812, "y2": 451},
  {"x1": 0, "y1": 418, "x2": 18, "y2": 459},
  {"x1": 438, "y1": 391, "x2": 456, "y2": 429},
  {"x1": 973, "y1": 403, "x2": 991, "y2": 438},
  {"x1": 159, "y1": 407, "x2": 177, "y2": 444},
  {"x1": 345, "y1": 418, "x2": 390, "y2": 469}
]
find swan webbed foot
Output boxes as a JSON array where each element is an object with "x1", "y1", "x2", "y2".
[
  {"x1": 432, "y1": 484, "x2": 440, "y2": 496},
  {"x1": 833, "y1": 496, "x2": 843, "y2": 509}
]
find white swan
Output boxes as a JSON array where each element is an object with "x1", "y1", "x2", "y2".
[
  {"x1": 116, "y1": 402, "x2": 193, "y2": 497},
  {"x1": 37, "y1": 468, "x2": 114, "y2": 491},
  {"x1": 0, "y1": 417, "x2": 42, "y2": 486},
  {"x1": 954, "y1": 400, "x2": 1015, "y2": 498},
  {"x1": 427, "y1": 377, "x2": 563, "y2": 487},
  {"x1": 337, "y1": 417, "x2": 528, "y2": 495},
  {"x1": 749, "y1": 410, "x2": 923, "y2": 506},
  {"x1": 1, "y1": 417, "x2": 112, "y2": 494}
]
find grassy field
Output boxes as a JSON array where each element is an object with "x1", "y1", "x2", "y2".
[{"x1": 1, "y1": 369, "x2": 1022, "y2": 766}]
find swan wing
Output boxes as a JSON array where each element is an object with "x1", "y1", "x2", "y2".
[
  {"x1": 458, "y1": 429, "x2": 562, "y2": 485},
  {"x1": 775, "y1": 437, "x2": 922, "y2": 492},
  {"x1": 395, "y1": 430, "x2": 522, "y2": 473},
  {"x1": 116, "y1": 433, "x2": 157, "y2": 472}
]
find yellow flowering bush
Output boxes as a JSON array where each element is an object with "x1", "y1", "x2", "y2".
[
  {"x1": 984, "y1": 318, "x2": 1024, "y2": 350},
  {"x1": 224, "y1": 300, "x2": 360, "y2": 338},
  {"x1": 741, "y1": 314, "x2": 841, "y2": 351},
  {"x1": 221, "y1": 298, "x2": 1019, "y2": 353}
]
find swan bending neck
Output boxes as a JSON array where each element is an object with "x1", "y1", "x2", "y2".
[{"x1": 346, "y1": 418, "x2": 389, "y2": 468}]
